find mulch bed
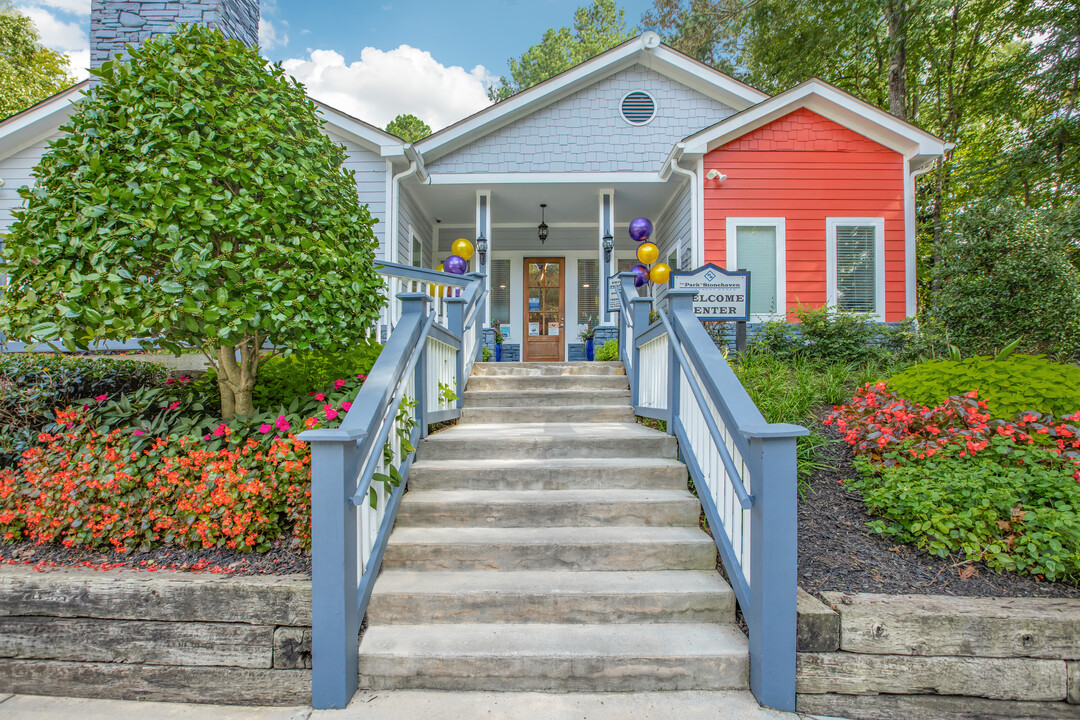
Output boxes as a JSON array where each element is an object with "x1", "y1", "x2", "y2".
[
  {"x1": 0, "y1": 538, "x2": 310, "y2": 577},
  {"x1": 798, "y1": 417, "x2": 1080, "y2": 599}
]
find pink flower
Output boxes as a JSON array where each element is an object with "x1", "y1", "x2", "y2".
[
  {"x1": 95, "y1": 394, "x2": 108, "y2": 402},
  {"x1": 314, "y1": 393, "x2": 325, "y2": 401},
  {"x1": 133, "y1": 430, "x2": 144, "y2": 436},
  {"x1": 334, "y1": 379, "x2": 346, "y2": 390},
  {"x1": 324, "y1": 405, "x2": 339, "y2": 421},
  {"x1": 259, "y1": 424, "x2": 272, "y2": 434},
  {"x1": 165, "y1": 378, "x2": 175, "y2": 386},
  {"x1": 357, "y1": 373, "x2": 366, "y2": 380},
  {"x1": 274, "y1": 415, "x2": 290, "y2": 432},
  {"x1": 178, "y1": 376, "x2": 190, "y2": 383},
  {"x1": 341, "y1": 401, "x2": 352, "y2": 411},
  {"x1": 212, "y1": 423, "x2": 227, "y2": 437},
  {"x1": 204, "y1": 434, "x2": 211, "y2": 441},
  {"x1": 168, "y1": 402, "x2": 180, "y2": 410}
]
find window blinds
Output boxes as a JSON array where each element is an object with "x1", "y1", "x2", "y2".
[
  {"x1": 490, "y1": 259, "x2": 510, "y2": 324},
  {"x1": 577, "y1": 258, "x2": 599, "y2": 323},
  {"x1": 835, "y1": 225, "x2": 876, "y2": 313},
  {"x1": 736, "y1": 225, "x2": 778, "y2": 315}
]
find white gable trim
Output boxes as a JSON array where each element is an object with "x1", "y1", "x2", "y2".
[
  {"x1": 416, "y1": 33, "x2": 768, "y2": 163},
  {"x1": 0, "y1": 81, "x2": 86, "y2": 161},
  {"x1": 680, "y1": 79, "x2": 946, "y2": 159},
  {"x1": 313, "y1": 101, "x2": 409, "y2": 157}
]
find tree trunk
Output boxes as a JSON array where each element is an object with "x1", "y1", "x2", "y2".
[
  {"x1": 884, "y1": 0, "x2": 909, "y2": 121},
  {"x1": 216, "y1": 342, "x2": 257, "y2": 420}
]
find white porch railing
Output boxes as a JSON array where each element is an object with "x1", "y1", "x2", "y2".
[
  {"x1": 300, "y1": 264, "x2": 486, "y2": 709},
  {"x1": 622, "y1": 279, "x2": 807, "y2": 712}
]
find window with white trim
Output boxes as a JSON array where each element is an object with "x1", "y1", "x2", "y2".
[
  {"x1": 410, "y1": 229, "x2": 422, "y2": 267},
  {"x1": 490, "y1": 259, "x2": 511, "y2": 324},
  {"x1": 826, "y1": 218, "x2": 885, "y2": 319},
  {"x1": 726, "y1": 218, "x2": 786, "y2": 318}
]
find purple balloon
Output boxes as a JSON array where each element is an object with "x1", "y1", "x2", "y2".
[
  {"x1": 628, "y1": 217, "x2": 653, "y2": 243},
  {"x1": 632, "y1": 264, "x2": 650, "y2": 287},
  {"x1": 444, "y1": 254, "x2": 467, "y2": 275}
]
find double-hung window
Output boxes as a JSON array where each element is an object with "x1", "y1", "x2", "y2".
[
  {"x1": 726, "y1": 218, "x2": 786, "y2": 319},
  {"x1": 826, "y1": 218, "x2": 885, "y2": 320}
]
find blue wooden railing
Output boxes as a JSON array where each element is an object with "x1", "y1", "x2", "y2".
[
  {"x1": 622, "y1": 276, "x2": 807, "y2": 712},
  {"x1": 300, "y1": 263, "x2": 485, "y2": 709}
]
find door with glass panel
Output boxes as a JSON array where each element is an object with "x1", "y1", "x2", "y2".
[{"x1": 523, "y1": 258, "x2": 565, "y2": 362}]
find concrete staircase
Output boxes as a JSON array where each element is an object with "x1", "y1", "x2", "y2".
[{"x1": 359, "y1": 361, "x2": 748, "y2": 692}]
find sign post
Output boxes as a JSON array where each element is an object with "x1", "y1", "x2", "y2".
[{"x1": 669, "y1": 264, "x2": 751, "y2": 352}]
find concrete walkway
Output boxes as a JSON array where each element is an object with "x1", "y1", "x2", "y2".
[{"x1": 0, "y1": 691, "x2": 845, "y2": 719}]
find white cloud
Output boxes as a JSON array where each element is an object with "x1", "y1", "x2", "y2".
[
  {"x1": 258, "y1": 17, "x2": 288, "y2": 50},
  {"x1": 65, "y1": 48, "x2": 89, "y2": 81},
  {"x1": 16, "y1": 0, "x2": 89, "y2": 18},
  {"x1": 19, "y1": 5, "x2": 87, "y2": 52},
  {"x1": 281, "y1": 45, "x2": 494, "y2": 131}
]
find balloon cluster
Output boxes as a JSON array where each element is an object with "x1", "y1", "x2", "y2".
[
  {"x1": 628, "y1": 217, "x2": 671, "y2": 287},
  {"x1": 440, "y1": 238, "x2": 474, "y2": 275}
]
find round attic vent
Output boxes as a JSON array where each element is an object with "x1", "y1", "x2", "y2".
[{"x1": 620, "y1": 91, "x2": 656, "y2": 125}]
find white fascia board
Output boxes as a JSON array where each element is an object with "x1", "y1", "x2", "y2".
[
  {"x1": 315, "y1": 101, "x2": 405, "y2": 156},
  {"x1": 417, "y1": 37, "x2": 768, "y2": 163},
  {"x1": 0, "y1": 82, "x2": 85, "y2": 160},
  {"x1": 427, "y1": 171, "x2": 664, "y2": 185},
  {"x1": 682, "y1": 80, "x2": 946, "y2": 158}
]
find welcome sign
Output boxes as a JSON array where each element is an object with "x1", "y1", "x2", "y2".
[{"x1": 669, "y1": 264, "x2": 751, "y2": 321}]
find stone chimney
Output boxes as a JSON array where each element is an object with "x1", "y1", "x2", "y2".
[{"x1": 90, "y1": 0, "x2": 260, "y2": 68}]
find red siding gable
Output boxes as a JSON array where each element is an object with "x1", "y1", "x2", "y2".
[{"x1": 704, "y1": 107, "x2": 908, "y2": 321}]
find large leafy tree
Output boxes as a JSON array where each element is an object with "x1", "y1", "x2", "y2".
[
  {"x1": 384, "y1": 113, "x2": 431, "y2": 143},
  {"x1": 0, "y1": 24, "x2": 384, "y2": 418},
  {"x1": 0, "y1": 2, "x2": 74, "y2": 118},
  {"x1": 488, "y1": 0, "x2": 637, "y2": 101}
]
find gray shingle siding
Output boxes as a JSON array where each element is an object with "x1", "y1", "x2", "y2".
[
  {"x1": 653, "y1": 179, "x2": 693, "y2": 304},
  {"x1": 428, "y1": 66, "x2": 736, "y2": 175}
]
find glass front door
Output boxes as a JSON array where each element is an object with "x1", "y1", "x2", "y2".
[{"x1": 523, "y1": 258, "x2": 565, "y2": 362}]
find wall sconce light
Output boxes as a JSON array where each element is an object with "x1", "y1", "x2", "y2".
[
  {"x1": 537, "y1": 203, "x2": 548, "y2": 244},
  {"x1": 705, "y1": 169, "x2": 727, "y2": 182},
  {"x1": 602, "y1": 232, "x2": 614, "y2": 263},
  {"x1": 476, "y1": 234, "x2": 488, "y2": 267}
]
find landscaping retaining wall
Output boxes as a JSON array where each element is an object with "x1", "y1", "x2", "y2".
[
  {"x1": 0, "y1": 567, "x2": 312, "y2": 706},
  {"x1": 796, "y1": 588, "x2": 1080, "y2": 720}
]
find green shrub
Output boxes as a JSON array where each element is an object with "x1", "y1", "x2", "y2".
[
  {"x1": 854, "y1": 437, "x2": 1080, "y2": 582},
  {"x1": 0, "y1": 354, "x2": 166, "y2": 467},
  {"x1": 935, "y1": 200, "x2": 1080, "y2": 358},
  {"x1": 482, "y1": 346, "x2": 492, "y2": 362},
  {"x1": 888, "y1": 354, "x2": 1080, "y2": 419},
  {"x1": 748, "y1": 319, "x2": 802, "y2": 358},
  {"x1": 595, "y1": 339, "x2": 619, "y2": 362}
]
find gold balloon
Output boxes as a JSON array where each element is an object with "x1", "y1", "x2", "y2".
[
  {"x1": 451, "y1": 238, "x2": 475, "y2": 261},
  {"x1": 650, "y1": 263, "x2": 671, "y2": 285},
  {"x1": 637, "y1": 242, "x2": 659, "y2": 265},
  {"x1": 435, "y1": 264, "x2": 445, "y2": 297}
]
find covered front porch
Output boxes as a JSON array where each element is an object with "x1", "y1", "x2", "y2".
[{"x1": 408, "y1": 175, "x2": 696, "y2": 362}]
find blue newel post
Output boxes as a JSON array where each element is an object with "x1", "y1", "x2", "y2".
[{"x1": 585, "y1": 337, "x2": 595, "y2": 361}]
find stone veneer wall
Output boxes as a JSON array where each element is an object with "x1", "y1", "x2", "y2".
[
  {"x1": 0, "y1": 567, "x2": 311, "y2": 706},
  {"x1": 795, "y1": 589, "x2": 1080, "y2": 720},
  {"x1": 90, "y1": 0, "x2": 259, "y2": 68}
]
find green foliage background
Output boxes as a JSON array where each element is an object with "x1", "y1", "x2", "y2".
[{"x1": 0, "y1": 3, "x2": 73, "y2": 118}]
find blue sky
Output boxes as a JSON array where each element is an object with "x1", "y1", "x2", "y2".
[{"x1": 16, "y1": 0, "x2": 657, "y2": 130}]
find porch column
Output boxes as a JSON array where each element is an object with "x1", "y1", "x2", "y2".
[
  {"x1": 476, "y1": 189, "x2": 491, "y2": 327},
  {"x1": 599, "y1": 189, "x2": 615, "y2": 326}
]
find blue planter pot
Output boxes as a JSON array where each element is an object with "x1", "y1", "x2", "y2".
[
  {"x1": 495, "y1": 343, "x2": 503, "y2": 362},
  {"x1": 585, "y1": 337, "x2": 595, "y2": 361}
]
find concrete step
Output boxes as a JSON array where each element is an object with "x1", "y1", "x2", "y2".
[
  {"x1": 459, "y1": 405, "x2": 634, "y2": 424},
  {"x1": 381, "y1": 526, "x2": 716, "y2": 571},
  {"x1": 418, "y1": 423, "x2": 677, "y2": 461},
  {"x1": 470, "y1": 361, "x2": 625, "y2": 377},
  {"x1": 394, "y1": 489, "x2": 701, "y2": 528},
  {"x1": 463, "y1": 389, "x2": 630, "y2": 408},
  {"x1": 407, "y1": 457, "x2": 688, "y2": 491},
  {"x1": 357, "y1": 623, "x2": 749, "y2": 692},
  {"x1": 466, "y1": 374, "x2": 629, "y2": 392},
  {"x1": 366, "y1": 570, "x2": 735, "y2": 624}
]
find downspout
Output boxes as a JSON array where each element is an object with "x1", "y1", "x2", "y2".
[
  {"x1": 388, "y1": 147, "x2": 421, "y2": 264},
  {"x1": 665, "y1": 144, "x2": 701, "y2": 269}
]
